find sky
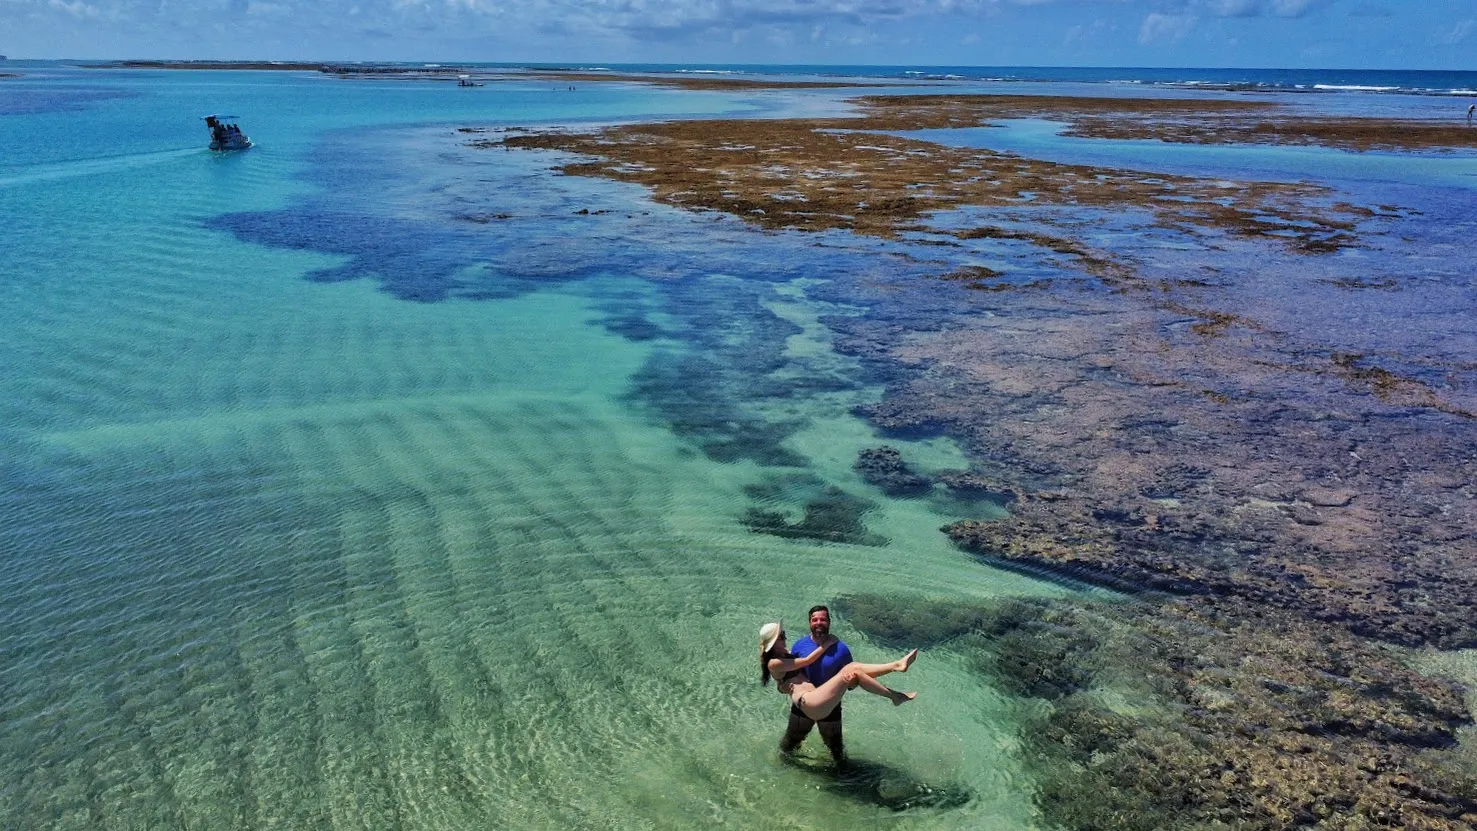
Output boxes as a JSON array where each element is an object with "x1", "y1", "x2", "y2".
[{"x1": 4, "y1": 0, "x2": 1476, "y2": 69}]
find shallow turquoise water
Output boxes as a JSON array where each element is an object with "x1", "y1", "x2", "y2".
[{"x1": 0, "y1": 69, "x2": 1106, "y2": 828}]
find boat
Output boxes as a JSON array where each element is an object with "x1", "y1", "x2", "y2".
[
  {"x1": 457, "y1": 75, "x2": 484, "y2": 87},
  {"x1": 203, "y1": 114, "x2": 253, "y2": 151}
]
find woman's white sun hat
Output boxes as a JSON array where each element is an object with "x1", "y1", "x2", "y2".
[{"x1": 759, "y1": 621, "x2": 783, "y2": 654}]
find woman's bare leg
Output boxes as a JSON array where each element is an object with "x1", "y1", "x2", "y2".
[
  {"x1": 798, "y1": 662, "x2": 916, "y2": 720},
  {"x1": 845, "y1": 649, "x2": 919, "y2": 681},
  {"x1": 846, "y1": 669, "x2": 916, "y2": 706}
]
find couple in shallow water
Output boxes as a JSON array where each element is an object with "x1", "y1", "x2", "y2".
[{"x1": 760, "y1": 605, "x2": 917, "y2": 763}]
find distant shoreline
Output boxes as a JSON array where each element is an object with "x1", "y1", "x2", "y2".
[
  {"x1": 101, "y1": 60, "x2": 333, "y2": 71},
  {"x1": 81, "y1": 60, "x2": 1477, "y2": 97},
  {"x1": 92, "y1": 61, "x2": 881, "y2": 90}
]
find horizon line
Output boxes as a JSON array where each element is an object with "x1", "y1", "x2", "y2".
[{"x1": 8, "y1": 58, "x2": 1477, "y2": 73}]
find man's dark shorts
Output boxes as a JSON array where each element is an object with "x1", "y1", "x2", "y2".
[{"x1": 790, "y1": 702, "x2": 841, "y2": 722}]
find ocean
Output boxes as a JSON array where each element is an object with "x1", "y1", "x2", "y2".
[{"x1": 2, "y1": 63, "x2": 1475, "y2": 828}]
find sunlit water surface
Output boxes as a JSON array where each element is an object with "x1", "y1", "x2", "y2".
[
  {"x1": 0, "y1": 68, "x2": 1104, "y2": 829},
  {"x1": 11, "y1": 64, "x2": 1475, "y2": 830}
]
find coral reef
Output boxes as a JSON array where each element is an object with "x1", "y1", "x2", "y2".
[
  {"x1": 836, "y1": 593, "x2": 1477, "y2": 830},
  {"x1": 475, "y1": 89, "x2": 1477, "y2": 830},
  {"x1": 492, "y1": 115, "x2": 1366, "y2": 257},
  {"x1": 851, "y1": 94, "x2": 1477, "y2": 153},
  {"x1": 853, "y1": 446, "x2": 934, "y2": 497}
]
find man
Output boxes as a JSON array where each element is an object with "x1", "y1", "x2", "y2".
[{"x1": 780, "y1": 605, "x2": 854, "y2": 764}]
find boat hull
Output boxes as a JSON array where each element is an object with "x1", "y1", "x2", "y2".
[{"x1": 209, "y1": 136, "x2": 253, "y2": 152}]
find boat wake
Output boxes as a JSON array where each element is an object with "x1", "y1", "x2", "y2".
[{"x1": 0, "y1": 148, "x2": 200, "y2": 188}]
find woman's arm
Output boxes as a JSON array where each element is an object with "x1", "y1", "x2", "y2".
[{"x1": 767, "y1": 645, "x2": 826, "y2": 675}]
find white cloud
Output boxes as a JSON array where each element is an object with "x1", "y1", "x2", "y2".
[
  {"x1": 1139, "y1": 11, "x2": 1195, "y2": 44},
  {"x1": 1442, "y1": 18, "x2": 1474, "y2": 45},
  {"x1": 1063, "y1": 17, "x2": 1111, "y2": 47},
  {"x1": 0, "y1": 0, "x2": 1438, "y2": 64},
  {"x1": 49, "y1": 0, "x2": 100, "y2": 17},
  {"x1": 1205, "y1": 0, "x2": 1258, "y2": 17},
  {"x1": 1269, "y1": 0, "x2": 1319, "y2": 17},
  {"x1": 1174, "y1": 0, "x2": 1328, "y2": 18},
  {"x1": 10, "y1": 0, "x2": 1345, "y2": 44},
  {"x1": 403, "y1": 0, "x2": 984, "y2": 41},
  {"x1": 978, "y1": 0, "x2": 1329, "y2": 14}
]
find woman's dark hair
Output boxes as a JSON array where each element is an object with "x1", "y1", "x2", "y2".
[{"x1": 760, "y1": 644, "x2": 793, "y2": 686}]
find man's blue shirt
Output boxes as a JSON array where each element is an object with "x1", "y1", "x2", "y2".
[{"x1": 791, "y1": 634, "x2": 853, "y2": 686}]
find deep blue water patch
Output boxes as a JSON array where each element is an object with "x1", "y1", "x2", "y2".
[
  {"x1": 629, "y1": 352, "x2": 808, "y2": 467},
  {"x1": 209, "y1": 208, "x2": 541, "y2": 302},
  {"x1": 0, "y1": 85, "x2": 139, "y2": 116}
]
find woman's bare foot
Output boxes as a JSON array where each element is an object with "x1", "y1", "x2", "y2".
[
  {"x1": 891, "y1": 690, "x2": 917, "y2": 706},
  {"x1": 899, "y1": 649, "x2": 918, "y2": 673}
]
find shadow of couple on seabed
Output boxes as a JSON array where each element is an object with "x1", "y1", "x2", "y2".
[{"x1": 781, "y1": 752, "x2": 974, "y2": 813}]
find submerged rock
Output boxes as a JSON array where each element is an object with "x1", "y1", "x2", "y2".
[
  {"x1": 628, "y1": 354, "x2": 808, "y2": 467},
  {"x1": 854, "y1": 446, "x2": 933, "y2": 497},
  {"x1": 743, "y1": 478, "x2": 887, "y2": 546},
  {"x1": 935, "y1": 470, "x2": 1019, "y2": 504},
  {"x1": 1302, "y1": 486, "x2": 1357, "y2": 508}
]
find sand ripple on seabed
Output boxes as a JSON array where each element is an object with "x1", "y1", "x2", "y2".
[{"x1": 476, "y1": 91, "x2": 1477, "y2": 828}]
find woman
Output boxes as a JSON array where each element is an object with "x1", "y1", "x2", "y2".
[{"x1": 759, "y1": 621, "x2": 917, "y2": 720}]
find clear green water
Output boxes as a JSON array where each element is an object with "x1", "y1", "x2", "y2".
[{"x1": 0, "y1": 68, "x2": 1093, "y2": 828}]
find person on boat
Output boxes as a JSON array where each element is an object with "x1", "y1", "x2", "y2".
[{"x1": 760, "y1": 620, "x2": 918, "y2": 724}]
